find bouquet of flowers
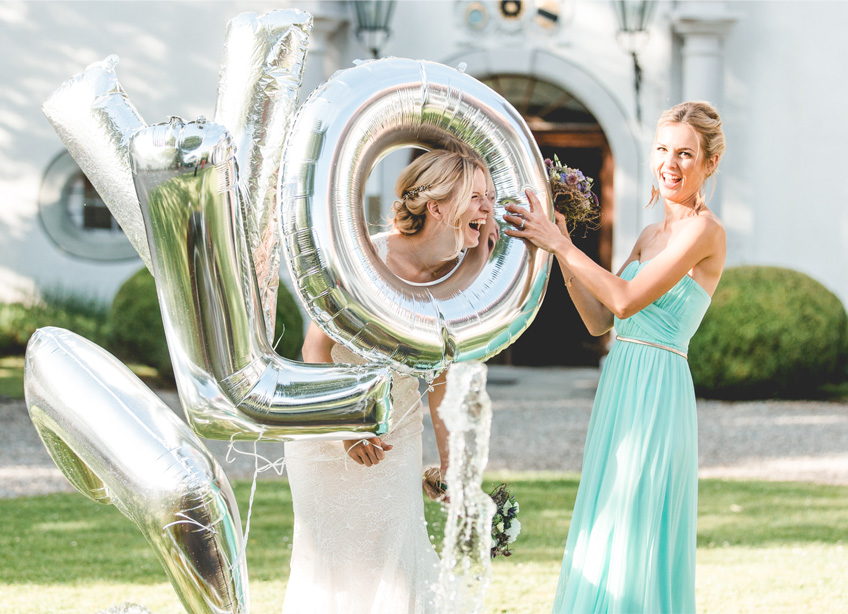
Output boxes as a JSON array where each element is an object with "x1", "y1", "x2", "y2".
[
  {"x1": 489, "y1": 483, "x2": 520, "y2": 558},
  {"x1": 545, "y1": 154, "x2": 600, "y2": 235},
  {"x1": 422, "y1": 470, "x2": 521, "y2": 558}
]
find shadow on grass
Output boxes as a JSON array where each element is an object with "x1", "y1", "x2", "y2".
[{"x1": 2, "y1": 475, "x2": 847, "y2": 586}]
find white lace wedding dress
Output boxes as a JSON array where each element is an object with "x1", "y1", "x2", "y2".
[{"x1": 281, "y1": 339, "x2": 440, "y2": 613}]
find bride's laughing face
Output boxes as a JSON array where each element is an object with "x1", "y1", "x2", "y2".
[{"x1": 454, "y1": 168, "x2": 491, "y2": 250}]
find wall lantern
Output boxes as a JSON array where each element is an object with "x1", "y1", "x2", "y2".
[
  {"x1": 613, "y1": 0, "x2": 655, "y2": 124},
  {"x1": 352, "y1": 0, "x2": 397, "y2": 59}
]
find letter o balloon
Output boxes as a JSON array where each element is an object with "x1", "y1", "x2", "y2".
[{"x1": 281, "y1": 58, "x2": 553, "y2": 377}]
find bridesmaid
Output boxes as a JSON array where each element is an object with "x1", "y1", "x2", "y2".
[{"x1": 505, "y1": 101, "x2": 726, "y2": 612}]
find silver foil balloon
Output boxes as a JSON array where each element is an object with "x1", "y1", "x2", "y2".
[
  {"x1": 214, "y1": 10, "x2": 312, "y2": 338},
  {"x1": 42, "y1": 55, "x2": 152, "y2": 272},
  {"x1": 281, "y1": 58, "x2": 553, "y2": 377},
  {"x1": 131, "y1": 117, "x2": 392, "y2": 441},
  {"x1": 25, "y1": 327, "x2": 248, "y2": 614}
]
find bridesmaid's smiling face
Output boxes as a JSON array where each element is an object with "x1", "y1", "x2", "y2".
[{"x1": 651, "y1": 122, "x2": 718, "y2": 208}]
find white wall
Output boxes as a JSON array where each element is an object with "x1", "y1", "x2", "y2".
[
  {"x1": 2, "y1": 0, "x2": 847, "y2": 310},
  {"x1": 0, "y1": 0, "x2": 330, "y2": 304},
  {"x1": 719, "y1": 1, "x2": 848, "y2": 303}
]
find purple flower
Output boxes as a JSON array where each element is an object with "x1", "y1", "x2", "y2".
[{"x1": 565, "y1": 173, "x2": 580, "y2": 186}]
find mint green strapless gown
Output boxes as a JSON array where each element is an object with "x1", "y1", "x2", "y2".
[{"x1": 553, "y1": 260, "x2": 711, "y2": 614}]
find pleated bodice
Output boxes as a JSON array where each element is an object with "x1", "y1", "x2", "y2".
[{"x1": 614, "y1": 259, "x2": 711, "y2": 356}]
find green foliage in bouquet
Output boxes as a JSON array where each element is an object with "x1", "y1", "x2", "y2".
[
  {"x1": 689, "y1": 266, "x2": 848, "y2": 399},
  {"x1": 490, "y1": 483, "x2": 520, "y2": 557},
  {"x1": 108, "y1": 268, "x2": 305, "y2": 382}
]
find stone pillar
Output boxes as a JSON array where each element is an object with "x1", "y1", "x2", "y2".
[
  {"x1": 672, "y1": 2, "x2": 739, "y2": 255},
  {"x1": 298, "y1": 1, "x2": 349, "y2": 97},
  {"x1": 672, "y1": 2, "x2": 737, "y2": 106}
]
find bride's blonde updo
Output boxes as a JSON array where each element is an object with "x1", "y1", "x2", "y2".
[
  {"x1": 649, "y1": 100, "x2": 726, "y2": 212},
  {"x1": 391, "y1": 149, "x2": 485, "y2": 259}
]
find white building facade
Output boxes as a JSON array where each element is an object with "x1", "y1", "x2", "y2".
[{"x1": 1, "y1": 1, "x2": 846, "y2": 363}]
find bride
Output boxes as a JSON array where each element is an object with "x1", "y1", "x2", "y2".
[{"x1": 282, "y1": 149, "x2": 493, "y2": 614}]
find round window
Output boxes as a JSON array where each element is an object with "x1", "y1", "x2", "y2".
[{"x1": 38, "y1": 151, "x2": 138, "y2": 261}]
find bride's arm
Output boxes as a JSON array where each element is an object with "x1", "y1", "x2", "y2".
[
  {"x1": 302, "y1": 322, "x2": 392, "y2": 466},
  {"x1": 301, "y1": 322, "x2": 335, "y2": 363},
  {"x1": 426, "y1": 370, "x2": 450, "y2": 473}
]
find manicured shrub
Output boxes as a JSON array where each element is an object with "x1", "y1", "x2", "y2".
[
  {"x1": 690, "y1": 266, "x2": 848, "y2": 399},
  {"x1": 108, "y1": 268, "x2": 172, "y2": 378},
  {"x1": 0, "y1": 291, "x2": 110, "y2": 356},
  {"x1": 272, "y1": 282, "x2": 305, "y2": 360},
  {"x1": 108, "y1": 268, "x2": 305, "y2": 379}
]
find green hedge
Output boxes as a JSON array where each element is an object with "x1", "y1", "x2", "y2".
[
  {"x1": 108, "y1": 268, "x2": 172, "y2": 378},
  {"x1": 0, "y1": 292, "x2": 110, "y2": 356},
  {"x1": 690, "y1": 266, "x2": 848, "y2": 399},
  {"x1": 108, "y1": 268, "x2": 305, "y2": 379},
  {"x1": 272, "y1": 280, "x2": 306, "y2": 360}
]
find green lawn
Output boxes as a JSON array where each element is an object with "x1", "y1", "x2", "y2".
[
  {"x1": 2, "y1": 474, "x2": 847, "y2": 613},
  {"x1": 0, "y1": 355, "x2": 24, "y2": 398}
]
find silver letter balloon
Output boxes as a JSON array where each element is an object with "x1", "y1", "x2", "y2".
[
  {"x1": 282, "y1": 57, "x2": 551, "y2": 378},
  {"x1": 26, "y1": 8, "x2": 553, "y2": 614},
  {"x1": 25, "y1": 327, "x2": 248, "y2": 613}
]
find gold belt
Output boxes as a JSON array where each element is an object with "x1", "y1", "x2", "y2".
[{"x1": 615, "y1": 335, "x2": 688, "y2": 360}]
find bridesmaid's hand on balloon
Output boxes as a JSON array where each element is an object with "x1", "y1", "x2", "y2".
[
  {"x1": 344, "y1": 437, "x2": 393, "y2": 467},
  {"x1": 554, "y1": 210, "x2": 570, "y2": 237},
  {"x1": 504, "y1": 189, "x2": 573, "y2": 255}
]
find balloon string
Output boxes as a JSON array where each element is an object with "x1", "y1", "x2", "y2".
[
  {"x1": 226, "y1": 438, "x2": 272, "y2": 576},
  {"x1": 226, "y1": 437, "x2": 287, "y2": 475}
]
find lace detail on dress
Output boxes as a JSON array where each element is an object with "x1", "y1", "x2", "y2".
[
  {"x1": 372, "y1": 231, "x2": 391, "y2": 264},
  {"x1": 282, "y1": 343, "x2": 440, "y2": 614}
]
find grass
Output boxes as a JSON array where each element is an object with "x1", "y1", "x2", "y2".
[
  {"x1": 0, "y1": 355, "x2": 25, "y2": 398},
  {"x1": 2, "y1": 474, "x2": 847, "y2": 613}
]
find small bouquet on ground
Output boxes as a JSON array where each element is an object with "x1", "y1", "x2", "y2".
[
  {"x1": 545, "y1": 154, "x2": 600, "y2": 235},
  {"x1": 489, "y1": 482, "x2": 520, "y2": 558}
]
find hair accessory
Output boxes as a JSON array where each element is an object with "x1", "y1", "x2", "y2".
[{"x1": 402, "y1": 183, "x2": 432, "y2": 200}]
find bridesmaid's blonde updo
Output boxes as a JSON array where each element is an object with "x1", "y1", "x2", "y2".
[
  {"x1": 391, "y1": 149, "x2": 485, "y2": 259},
  {"x1": 649, "y1": 100, "x2": 726, "y2": 212}
]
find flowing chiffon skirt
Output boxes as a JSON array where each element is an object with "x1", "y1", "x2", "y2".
[{"x1": 553, "y1": 261, "x2": 711, "y2": 613}]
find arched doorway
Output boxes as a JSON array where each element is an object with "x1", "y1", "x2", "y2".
[{"x1": 481, "y1": 74, "x2": 614, "y2": 366}]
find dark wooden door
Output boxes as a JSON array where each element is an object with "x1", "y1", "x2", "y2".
[{"x1": 498, "y1": 128, "x2": 613, "y2": 366}]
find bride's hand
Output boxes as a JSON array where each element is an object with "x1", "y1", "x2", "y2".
[
  {"x1": 343, "y1": 437, "x2": 393, "y2": 467},
  {"x1": 422, "y1": 466, "x2": 449, "y2": 503},
  {"x1": 503, "y1": 189, "x2": 574, "y2": 254}
]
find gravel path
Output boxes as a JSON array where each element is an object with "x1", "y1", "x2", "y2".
[{"x1": 3, "y1": 365, "x2": 848, "y2": 499}]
